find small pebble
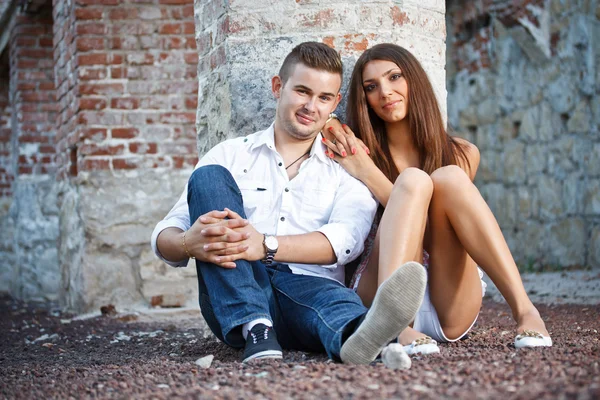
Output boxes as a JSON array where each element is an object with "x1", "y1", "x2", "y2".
[
  {"x1": 381, "y1": 343, "x2": 411, "y2": 370},
  {"x1": 195, "y1": 355, "x2": 214, "y2": 369}
]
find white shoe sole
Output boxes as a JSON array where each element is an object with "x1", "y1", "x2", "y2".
[
  {"x1": 242, "y1": 350, "x2": 283, "y2": 363},
  {"x1": 514, "y1": 335, "x2": 552, "y2": 348},
  {"x1": 340, "y1": 262, "x2": 427, "y2": 365}
]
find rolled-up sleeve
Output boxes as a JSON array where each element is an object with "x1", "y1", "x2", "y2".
[
  {"x1": 150, "y1": 186, "x2": 191, "y2": 268},
  {"x1": 317, "y1": 172, "x2": 377, "y2": 266}
]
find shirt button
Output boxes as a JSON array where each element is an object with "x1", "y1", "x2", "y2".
[
  {"x1": 345, "y1": 249, "x2": 351, "y2": 254},
  {"x1": 278, "y1": 162, "x2": 283, "y2": 167},
  {"x1": 244, "y1": 138, "x2": 248, "y2": 142},
  {"x1": 284, "y1": 188, "x2": 289, "y2": 192},
  {"x1": 243, "y1": 169, "x2": 247, "y2": 173},
  {"x1": 280, "y1": 217, "x2": 285, "y2": 222}
]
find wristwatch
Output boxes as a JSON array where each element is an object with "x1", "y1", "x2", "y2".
[{"x1": 262, "y1": 235, "x2": 279, "y2": 266}]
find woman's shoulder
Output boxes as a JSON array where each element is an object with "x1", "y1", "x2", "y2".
[{"x1": 452, "y1": 136, "x2": 479, "y2": 160}]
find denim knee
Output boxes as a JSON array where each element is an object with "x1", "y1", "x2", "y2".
[{"x1": 188, "y1": 165, "x2": 236, "y2": 192}]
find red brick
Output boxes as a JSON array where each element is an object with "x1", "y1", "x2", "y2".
[
  {"x1": 80, "y1": 143, "x2": 125, "y2": 156},
  {"x1": 15, "y1": 37, "x2": 36, "y2": 47},
  {"x1": 80, "y1": 83, "x2": 124, "y2": 95},
  {"x1": 38, "y1": 82, "x2": 56, "y2": 91},
  {"x1": 159, "y1": 23, "x2": 182, "y2": 34},
  {"x1": 17, "y1": 83, "x2": 37, "y2": 91},
  {"x1": 76, "y1": 0, "x2": 121, "y2": 5},
  {"x1": 79, "y1": 158, "x2": 111, "y2": 171},
  {"x1": 110, "y1": 67, "x2": 124, "y2": 78},
  {"x1": 185, "y1": 51, "x2": 198, "y2": 65},
  {"x1": 111, "y1": 98, "x2": 140, "y2": 110},
  {"x1": 78, "y1": 53, "x2": 108, "y2": 65},
  {"x1": 159, "y1": 0, "x2": 191, "y2": 4},
  {"x1": 80, "y1": 98, "x2": 107, "y2": 110},
  {"x1": 75, "y1": 8, "x2": 103, "y2": 20},
  {"x1": 81, "y1": 128, "x2": 108, "y2": 141},
  {"x1": 109, "y1": 8, "x2": 139, "y2": 20},
  {"x1": 111, "y1": 127, "x2": 139, "y2": 139},
  {"x1": 183, "y1": 21, "x2": 195, "y2": 34},
  {"x1": 79, "y1": 67, "x2": 108, "y2": 80},
  {"x1": 185, "y1": 96, "x2": 197, "y2": 109},
  {"x1": 129, "y1": 142, "x2": 158, "y2": 154},
  {"x1": 39, "y1": 37, "x2": 53, "y2": 48},
  {"x1": 76, "y1": 37, "x2": 105, "y2": 52},
  {"x1": 112, "y1": 158, "x2": 137, "y2": 169},
  {"x1": 76, "y1": 22, "x2": 107, "y2": 35},
  {"x1": 160, "y1": 112, "x2": 195, "y2": 124}
]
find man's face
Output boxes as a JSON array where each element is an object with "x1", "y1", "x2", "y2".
[{"x1": 272, "y1": 63, "x2": 342, "y2": 141}]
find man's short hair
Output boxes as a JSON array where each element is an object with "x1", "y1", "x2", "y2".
[{"x1": 278, "y1": 42, "x2": 343, "y2": 85}]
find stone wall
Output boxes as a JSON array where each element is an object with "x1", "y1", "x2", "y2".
[{"x1": 446, "y1": 0, "x2": 599, "y2": 269}]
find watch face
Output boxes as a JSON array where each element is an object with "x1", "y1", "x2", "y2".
[{"x1": 265, "y1": 236, "x2": 278, "y2": 251}]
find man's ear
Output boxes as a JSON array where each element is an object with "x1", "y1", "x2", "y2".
[
  {"x1": 272, "y1": 76, "x2": 282, "y2": 99},
  {"x1": 333, "y1": 92, "x2": 342, "y2": 109}
]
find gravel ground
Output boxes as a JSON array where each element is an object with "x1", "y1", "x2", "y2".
[{"x1": 1, "y1": 295, "x2": 599, "y2": 399}]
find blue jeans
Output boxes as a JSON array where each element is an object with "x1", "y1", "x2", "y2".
[{"x1": 188, "y1": 165, "x2": 367, "y2": 360}]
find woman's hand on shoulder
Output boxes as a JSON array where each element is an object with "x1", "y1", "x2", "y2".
[
  {"x1": 321, "y1": 123, "x2": 376, "y2": 181},
  {"x1": 322, "y1": 118, "x2": 369, "y2": 157},
  {"x1": 455, "y1": 137, "x2": 480, "y2": 181}
]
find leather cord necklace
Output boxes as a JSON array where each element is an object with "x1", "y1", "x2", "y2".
[{"x1": 285, "y1": 150, "x2": 310, "y2": 170}]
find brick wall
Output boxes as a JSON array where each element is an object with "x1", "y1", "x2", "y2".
[
  {"x1": 0, "y1": 71, "x2": 12, "y2": 199},
  {"x1": 54, "y1": 0, "x2": 198, "y2": 179},
  {"x1": 9, "y1": 8, "x2": 57, "y2": 177}
]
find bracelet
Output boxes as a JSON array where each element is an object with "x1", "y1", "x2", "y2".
[
  {"x1": 182, "y1": 231, "x2": 195, "y2": 260},
  {"x1": 325, "y1": 112, "x2": 338, "y2": 124}
]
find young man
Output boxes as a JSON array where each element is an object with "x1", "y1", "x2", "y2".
[{"x1": 151, "y1": 42, "x2": 426, "y2": 364}]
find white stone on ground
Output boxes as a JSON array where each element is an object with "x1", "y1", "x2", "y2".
[
  {"x1": 195, "y1": 354, "x2": 214, "y2": 369},
  {"x1": 381, "y1": 343, "x2": 411, "y2": 370}
]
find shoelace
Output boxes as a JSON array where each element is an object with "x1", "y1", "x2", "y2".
[{"x1": 249, "y1": 326, "x2": 272, "y2": 344}]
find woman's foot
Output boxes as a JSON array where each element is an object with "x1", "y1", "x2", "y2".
[
  {"x1": 515, "y1": 308, "x2": 549, "y2": 337},
  {"x1": 398, "y1": 327, "x2": 440, "y2": 355},
  {"x1": 514, "y1": 308, "x2": 552, "y2": 348}
]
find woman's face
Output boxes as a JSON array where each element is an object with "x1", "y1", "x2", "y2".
[{"x1": 361, "y1": 59, "x2": 409, "y2": 123}]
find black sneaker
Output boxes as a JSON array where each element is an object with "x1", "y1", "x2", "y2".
[{"x1": 242, "y1": 324, "x2": 283, "y2": 363}]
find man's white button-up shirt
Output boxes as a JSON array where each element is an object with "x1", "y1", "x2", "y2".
[{"x1": 151, "y1": 123, "x2": 378, "y2": 284}]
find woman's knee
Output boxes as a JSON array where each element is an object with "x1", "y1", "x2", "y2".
[
  {"x1": 430, "y1": 165, "x2": 470, "y2": 193},
  {"x1": 392, "y1": 167, "x2": 433, "y2": 199}
]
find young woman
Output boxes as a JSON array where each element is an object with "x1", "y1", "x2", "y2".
[{"x1": 322, "y1": 43, "x2": 551, "y2": 355}]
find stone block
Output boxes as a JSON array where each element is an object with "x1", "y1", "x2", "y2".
[
  {"x1": 519, "y1": 105, "x2": 539, "y2": 142},
  {"x1": 546, "y1": 75, "x2": 577, "y2": 114},
  {"x1": 563, "y1": 175, "x2": 583, "y2": 214},
  {"x1": 548, "y1": 218, "x2": 586, "y2": 267},
  {"x1": 476, "y1": 97, "x2": 501, "y2": 125},
  {"x1": 525, "y1": 144, "x2": 547, "y2": 176},
  {"x1": 538, "y1": 102, "x2": 561, "y2": 141},
  {"x1": 567, "y1": 99, "x2": 591, "y2": 133},
  {"x1": 517, "y1": 187, "x2": 532, "y2": 219},
  {"x1": 537, "y1": 175, "x2": 564, "y2": 221},
  {"x1": 503, "y1": 141, "x2": 526, "y2": 184},
  {"x1": 590, "y1": 226, "x2": 600, "y2": 268},
  {"x1": 477, "y1": 150, "x2": 500, "y2": 183},
  {"x1": 548, "y1": 137, "x2": 577, "y2": 177},
  {"x1": 584, "y1": 179, "x2": 600, "y2": 215},
  {"x1": 588, "y1": 143, "x2": 600, "y2": 177}
]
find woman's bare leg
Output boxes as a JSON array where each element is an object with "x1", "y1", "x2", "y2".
[
  {"x1": 427, "y1": 166, "x2": 548, "y2": 337},
  {"x1": 356, "y1": 168, "x2": 433, "y2": 344}
]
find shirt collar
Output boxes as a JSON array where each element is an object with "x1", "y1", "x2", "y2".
[{"x1": 250, "y1": 123, "x2": 329, "y2": 163}]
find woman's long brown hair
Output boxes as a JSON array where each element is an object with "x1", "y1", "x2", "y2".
[{"x1": 347, "y1": 43, "x2": 469, "y2": 182}]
